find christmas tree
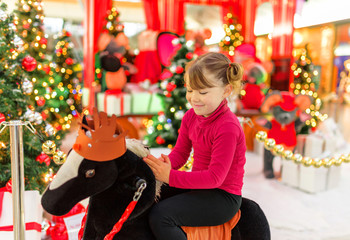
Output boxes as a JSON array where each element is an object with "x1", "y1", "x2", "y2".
[
  {"x1": 144, "y1": 36, "x2": 194, "y2": 148},
  {"x1": 14, "y1": 0, "x2": 69, "y2": 134},
  {"x1": 291, "y1": 45, "x2": 327, "y2": 132},
  {"x1": 0, "y1": 2, "x2": 62, "y2": 193},
  {"x1": 51, "y1": 30, "x2": 82, "y2": 121},
  {"x1": 104, "y1": 7, "x2": 124, "y2": 37},
  {"x1": 219, "y1": 13, "x2": 244, "y2": 57}
]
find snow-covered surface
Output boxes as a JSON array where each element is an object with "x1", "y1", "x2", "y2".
[
  {"x1": 244, "y1": 149, "x2": 350, "y2": 240},
  {"x1": 150, "y1": 147, "x2": 350, "y2": 240}
]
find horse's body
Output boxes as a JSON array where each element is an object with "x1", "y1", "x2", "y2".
[{"x1": 41, "y1": 110, "x2": 270, "y2": 240}]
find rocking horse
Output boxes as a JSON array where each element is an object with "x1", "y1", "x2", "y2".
[{"x1": 41, "y1": 109, "x2": 270, "y2": 240}]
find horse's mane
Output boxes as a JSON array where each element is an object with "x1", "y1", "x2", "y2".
[{"x1": 125, "y1": 138, "x2": 163, "y2": 200}]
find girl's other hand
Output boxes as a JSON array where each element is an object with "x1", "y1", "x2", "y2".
[{"x1": 143, "y1": 154, "x2": 171, "y2": 184}]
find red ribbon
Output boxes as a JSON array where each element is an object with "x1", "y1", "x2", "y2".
[
  {"x1": 104, "y1": 89, "x2": 124, "y2": 116},
  {"x1": 0, "y1": 181, "x2": 40, "y2": 233},
  {"x1": 0, "y1": 181, "x2": 12, "y2": 218},
  {"x1": 0, "y1": 222, "x2": 41, "y2": 232}
]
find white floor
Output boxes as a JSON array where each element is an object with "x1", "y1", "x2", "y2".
[
  {"x1": 243, "y1": 149, "x2": 350, "y2": 240},
  {"x1": 149, "y1": 146, "x2": 350, "y2": 240}
]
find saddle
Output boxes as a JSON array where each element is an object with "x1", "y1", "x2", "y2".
[{"x1": 182, "y1": 210, "x2": 241, "y2": 240}]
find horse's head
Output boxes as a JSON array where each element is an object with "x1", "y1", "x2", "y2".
[{"x1": 41, "y1": 109, "x2": 157, "y2": 218}]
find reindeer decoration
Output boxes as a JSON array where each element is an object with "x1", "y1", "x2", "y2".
[{"x1": 41, "y1": 108, "x2": 270, "y2": 240}]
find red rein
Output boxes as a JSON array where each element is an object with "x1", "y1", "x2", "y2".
[{"x1": 78, "y1": 181, "x2": 147, "y2": 240}]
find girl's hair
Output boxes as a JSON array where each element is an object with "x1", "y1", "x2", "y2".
[{"x1": 184, "y1": 52, "x2": 243, "y2": 95}]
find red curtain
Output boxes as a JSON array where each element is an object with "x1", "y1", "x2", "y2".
[
  {"x1": 142, "y1": 0, "x2": 160, "y2": 30},
  {"x1": 142, "y1": 0, "x2": 256, "y2": 43},
  {"x1": 83, "y1": 0, "x2": 112, "y2": 110}
]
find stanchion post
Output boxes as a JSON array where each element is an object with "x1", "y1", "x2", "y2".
[{"x1": 8, "y1": 120, "x2": 26, "y2": 240}]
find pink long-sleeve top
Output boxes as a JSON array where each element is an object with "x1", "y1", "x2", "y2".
[{"x1": 169, "y1": 99, "x2": 246, "y2": 195}]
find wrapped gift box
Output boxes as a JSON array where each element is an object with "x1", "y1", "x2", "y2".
[
  {"x1": 299, "y1": 163, "x2": 328, "y2": 193},
  {"x1": 82, "y1": 88, "x2": 90, "y2": 107},
  {"x1": 131, "y1": 92, "x2": 164, "y2": 114},
  {"x1": 97, "y1": 92, "x2": 131, "y2": 116},
  {"x1": 295, "y1": 134, "x2": 307, "y2": 155},
  {"x1": 0, "y1": 190, "x2": 42, "y2": 240},
  {"x1": 327, "y1": 165, "x2": 341, "y2": 190},
  {"x1": 304, "y1": 134, "x2": 324, "y2": 158},
  {"x1": 281, "y1": 159, "x2": 300, "y2": 188}
]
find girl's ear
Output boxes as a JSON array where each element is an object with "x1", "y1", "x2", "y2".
[{"x1": 223, "y1": 84, "x2": 233, "y2": 98}]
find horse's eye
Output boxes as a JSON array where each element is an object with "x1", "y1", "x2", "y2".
[{"x1": 85, "y1": 169, "x2": 95, "y2": 178}]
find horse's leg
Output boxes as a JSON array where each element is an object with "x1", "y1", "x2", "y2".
[{"x1": 234, "y1": 198, "x2": 271, "y2": 240}]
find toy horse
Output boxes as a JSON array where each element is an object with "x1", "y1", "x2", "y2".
[{"x1": 41, "y1": 109, "x2": 270, "y2": 240}]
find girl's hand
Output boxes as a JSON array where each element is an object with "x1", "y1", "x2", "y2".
[{"x1": 143, "y1": 154, "x2": 171, "y2": 184}]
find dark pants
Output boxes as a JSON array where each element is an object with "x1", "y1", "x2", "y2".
[{"x1": 148, "y1": 185, "x2": 242, "y2": 240}]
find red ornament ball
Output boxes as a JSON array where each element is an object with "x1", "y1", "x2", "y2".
[
  {"x1": 156, "y1": 136, "x2": 166, "y2": 145},
  {"x1": 166, "y1": 82, "x2": 176, "y2": 92},
  {"x1": 186, "y1": 52, "x2": 194, "y2": 60},
  {"x1": 175, "y1": 66, "x2": 184, "y2": 74},
  {"x1": 43, "y1": 65, "x2": 51, "y2": 74},
  {"x1": 36, "y1": 153, "x2": 51, "y2": 166},
  {"x1": 0, "y1": 113, "x2": 5, "y2": 123},
  {"x1": 65, "y1": 58, "x2": 74, "y2": 65},
  {"x1": 22, "y1": 56, "x2": 37, "y2": 72},
  {"x1": 39, "y1": 38, "x2": 48, "y2": 45},
  {"x1": 36, "y1": 97, "x2": 46, "y2": 106}
]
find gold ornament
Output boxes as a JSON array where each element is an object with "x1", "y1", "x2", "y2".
[
  {"x1": 322, "y1": 158, "x2": 333, "y2": 168},
  {"x1": 333, "y1": 157, "x2": 343, "y2": 167},
  {"x1": 42, "y1": 140, "x2": 56, "y2": 154},
  {"x1": 256, "y1": 131, "x2": 267, "y2": 142},
  {"x1": 312, "y1": 158, "x2": 323, "y2": 168},
  {"x1": 272, "y1": 144, "x2": 284, "y2": 156},
  {"x1": 302, "y1": 157, "x2": 313, "y2": 167},
  {"x1": 292, "y1": 154, "x2": 302, "y2": 164},
  {"x1": 283, "y1": 150, "x2": 294, "y2": 161},
  {"x1": 264, "y1": 138, "x2": 276, "y2": 150},
  {"x1": 53, "y1": 150, "x2": 66, "y2": 165},
  {"x1": 342, "y1": 154, "x2": 350, "y2": 163}
]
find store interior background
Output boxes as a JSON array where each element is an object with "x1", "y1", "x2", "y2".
[
  {"x1": 3, "y1": 0, "x2": 350, "y2": 239},
  {"x1": 4, "y1": 0, "x2": 350, "y2": 102}
]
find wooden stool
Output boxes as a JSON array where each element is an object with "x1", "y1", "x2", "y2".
[{"x1": 182, "y1": 210, "x2": 241, "y2": 240}]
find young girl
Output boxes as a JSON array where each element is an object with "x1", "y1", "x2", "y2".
[{"x1": 143, "y1": 52, "x2": 246, "y2": 240}]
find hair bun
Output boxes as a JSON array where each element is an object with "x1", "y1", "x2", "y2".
[{"x1": 227, "y1": 62, "x2": 243, "y2": 82}]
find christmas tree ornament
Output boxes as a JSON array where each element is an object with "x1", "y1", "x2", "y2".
[
  {"x1": 36, "y1": 153, "x2": 50, "y2": 166},
  {"x1": 36, "y1": 97, "x2": 45, "y2": 106},
  {"x1": 22, "y1": 55, "x2": 37, "y2": 72},
  {"x1": 23, "y1": 4, "x2": 31, "y2": 12},
  {"x1": 13, "y1": 35, "x2": 24, "y2": 50},
  {"x1": 42, "y1": 140, "x2": 57, "y2": 154},
  {"x1": 0, "y1": 113, "x2": 5, "y2": 123},
  {"x1": 53, "y1": 150, "x2": 66, "y2": 165},
  {"x1": 34, "y1": 112, "x2": 43, "y2": 124},
  {"x1": 0, "y1": 9, "x2": 7, "y2": 21},
  {"x1": 45, "y1": 124, "x2": 56, "y2": 136},
  {"x1": 22, "y1": 78, "x2": 34, "y2": 94},
  {"x1": 156, "y1": 136, "x2": 165, "y2": 145}
]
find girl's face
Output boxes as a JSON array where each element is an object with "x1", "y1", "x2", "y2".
[{"x1": 186, "y1": 82, "x2": 231, "y2": 117}]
